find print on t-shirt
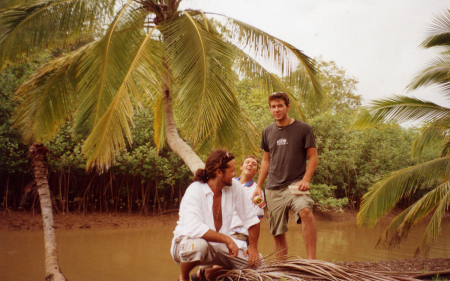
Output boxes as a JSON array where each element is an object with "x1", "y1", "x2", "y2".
[{"x1": 277, "y1": 139, "x2": 288, "y2": 146}]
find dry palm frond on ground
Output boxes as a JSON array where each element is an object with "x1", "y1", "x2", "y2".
[{"x1": 216, "y1": 255, "x2": 422, "y2": 281}]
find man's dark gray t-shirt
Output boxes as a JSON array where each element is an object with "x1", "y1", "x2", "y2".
[{"x1": 260, "y1": 119, "x2": 316, "y2": 190}]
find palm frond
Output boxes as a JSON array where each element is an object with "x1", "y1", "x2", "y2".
[
  {"x1": 233, "y1": 46, "x2": 306, "y2": 121},
  {"x1": 152, "y1": 94, "x2": 166, "y2": 153},
  {"x1": 414, "y1": 180, "x2": 450, "y2": 256},
  {"x1": 375, "y1": 180, "x2": 450, "y2": 257},
  {"x1": 161, "y1": 12, "x2": 259, "y2": 152},
  {"x1": 352, "y1": 95, "x2": 450, "y2": 129},
  {"x1": 214, "y1": 14, "x2": 323, "y2": 103},
  {"x1": 12, "y1": 42, "x2": 95, "y2": 142},
  {"x1": 421, "y1": 10, "x2": 450, "y2": 48},
  {"x1": 195, "y1": 101, "x2": 261, "y2": 158},
  {"x1": 411, "y1": 117, "x2": 450, "y2": 159},
  {"x1": 375, "y1": 204, "x2": 414, "y2": 249},
  {"x1": 441, "y1": 139, "x2": 450, "y2": 157},
  {"x1": 218, "y1": 255, "x2": 420, "y2": 281},
  {"x1": 407, "y1": 53, "x2": 450, "y2": 93},
  {"x1": 0, "y1": 0, "x2": 115, "y2": 69},
  {"x1": 0, "y1": 0, "x2": 41, "y2": 9},
  {"x1": 357, "y1": 156, "x2": 450, "y2": 228},
  {"x1": 73, "y1": 1, "x2": 142, "y2": 135},
  {"x1": 80, "y1": 18, "x2": 166, "y2": 171}
]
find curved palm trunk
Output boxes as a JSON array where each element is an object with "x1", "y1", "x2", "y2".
[
  {"x1": 29, "y1": 143, "x2": 67, "y2": 281},
  {"x1": 162, "y1": 69, "x2": 205, "y2": 173}
]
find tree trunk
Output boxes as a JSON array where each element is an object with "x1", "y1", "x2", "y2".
[
  {"x1": 162, "y1": 68, "x2": 204, "y2": 174},
  {"x1": 29, "y1": 143, "x2": 67, "y2": 281}
]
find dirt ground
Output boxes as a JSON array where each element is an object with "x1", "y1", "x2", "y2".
[{"x1": 1, "y1": 210, "x2": 449, "y2": 278}]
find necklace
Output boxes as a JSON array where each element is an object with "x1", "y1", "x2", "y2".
[
  {"x1": 213, "y1": 203, "x2": 221, "y2": 219},
  {"x1": 277, "y1": 117, "x2": 292, "y2": 130}
]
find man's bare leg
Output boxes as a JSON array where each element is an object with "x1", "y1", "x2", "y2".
[
  {"x1": 179, "y1": 261, "x2": 200, "y2": 281},
  {"x1": 299, "y1": 207, "x2": 316, "y2": 259},
  {"x1": 273, "y1": 233, "x2": 288, "y2": 260}
]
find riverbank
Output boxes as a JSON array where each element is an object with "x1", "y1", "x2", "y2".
[
  {"x1": 1, "y1": 210, "x2": 449, "y2": 277},
  {"x1": 0, "y1": 210, "x2": 182, "y2": 230},
  {"x1": 0, "y1": 208, "x2": 361, "y2": 230}
]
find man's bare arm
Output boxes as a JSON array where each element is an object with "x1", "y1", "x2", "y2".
[
  {"x1": 201, "y1": 230, "x2": 239, "y2": 257},
  {"x1": 297, "y1": 147, "x2": 319, "y2": 191},
  {"x1": 246, "y1": 223, "x2": 261, "y2": 264},
  {"x1": 252, "y1": 151, "x2": 270, "y2": 199}
]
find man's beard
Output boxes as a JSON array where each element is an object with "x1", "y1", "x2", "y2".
[{"x1": 222, "y1": 177, "x2": 232, "y2": 186}]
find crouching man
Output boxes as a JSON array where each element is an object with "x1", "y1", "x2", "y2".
[{"x1": 170, "y1": 149, "x2": 261, "y2": 281}]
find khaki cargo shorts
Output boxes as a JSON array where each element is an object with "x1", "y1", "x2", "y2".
[
  {"x1": 265, "y1": 187, "x2": 315, "y2": 236},
  {"x1": 172, "y1": 236, "x2": 248, "y2": 269}
]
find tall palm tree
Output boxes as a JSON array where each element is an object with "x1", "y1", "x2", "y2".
[
  {"x1": 354, "y1": 10, "x2": 450, "y2": 256},
  {"x1": 0, "y1": 0, "x2": 322, "y2": 279}
]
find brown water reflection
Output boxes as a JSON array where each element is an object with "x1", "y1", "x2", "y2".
[{"x1": 1, "y1": 219, "x2": 450, "y2": 281}]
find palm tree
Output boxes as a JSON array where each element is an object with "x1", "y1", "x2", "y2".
[
  {"x1": 0, "y1": 0, "x2": 322, "y2": 279},
  {"x1": 354, "y1": 10, "x2": 450, "y2": 256},
  {"x1": 3, "y1": 0, "x2": 323, "y2": 172},
  {"x1": 29, "y1": 143, "x2": 67, "y2": 281}
]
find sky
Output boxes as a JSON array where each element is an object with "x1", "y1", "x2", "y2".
[{"x1": 182, "y1": 0, "x2": 449, "y2": 106}]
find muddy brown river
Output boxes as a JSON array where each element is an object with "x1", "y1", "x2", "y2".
[{"x1": 1, "y1": 219, "x2": 450, "y2": 280}]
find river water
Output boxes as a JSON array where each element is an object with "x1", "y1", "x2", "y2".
[{"x1": 1, "y1": 219, "x2": 450, "y2": 280}]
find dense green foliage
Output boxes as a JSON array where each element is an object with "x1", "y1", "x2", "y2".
[
  {"x1": 0, "y1": 57, "x2": 441, "y2": 213},
  {"x1": 354, "y1": 10, "x2": 450, "y2": 256},
  {"x1": 0, "y1": 55, "x2": 192, "y2": 212}
]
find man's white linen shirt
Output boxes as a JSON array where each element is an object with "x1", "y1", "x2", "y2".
[
  {"x1": 171, "y1": 178, "x2": 260, "y2": 257},
  {"x1": 230, "y1": 180, "x2": 264, "y2": 237}
]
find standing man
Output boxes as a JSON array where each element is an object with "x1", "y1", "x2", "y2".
[
  {"x1": 171, "y1": 149, "x2": 261, "y2": 281},
  {"x1": 252, "y1": 92, "x2": 319, "y2": 260},
  {"x1": 230, "y1": 155, "x2": 264, "y2": 246}
]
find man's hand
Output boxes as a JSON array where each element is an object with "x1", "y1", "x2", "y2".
[
  {"x1": 297, "y1": 179, "x2": 310, "y2": 191},
  {"x1": 225, "y1": 237, "x2": 239, "y2": 257},
  {"x1": 246, "y1": 245, "x2": 261, "y2": 267},
  {"x1": 250, "y1": 186, "x2": 262, "y2": 201}
]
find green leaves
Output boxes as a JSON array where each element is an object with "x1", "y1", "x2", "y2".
[
  {"x1": 13, "y1": 43, "x2": 93, "y2": 142},
  {"x1": 219, "y1": 16, "x2": 323, "y2": 101},
  {"x1": 354, "y1": 9, "x2": 450, "y2": 256},
  {"x1": 7, "y1": 1, "x2": 322, "y2": 173},
  {"x1": 352, "y1": 95, "x2": 450, "y2": 129},
  {"x1": 407, "y1": 54, "x2": 450, "y2": 93},
  {"x1": 375, "y1": 180, "x2": 450, "y2": 256},
  {"x1": 76, "y1": 4, "x2": 166, "y2": 170},
  {"x1": 358, "y1": 157, "x2": 450, "y2": 229},
  {"x1": 421, "y1": 10, "x2": 450, "y2": 48},
  {"x1": 411, "y1": 117, "x2": 450, "y2": 159},
  {"x1": 0, "y1": 0, "x2": 115, "y2": 69},
  {"x1": 160, "y1": 12, "x2": 260, "y2": 155}
]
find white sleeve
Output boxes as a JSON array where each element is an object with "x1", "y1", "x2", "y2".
[
  {"x1": 233, "y1": 180, "x2": 259, "y2": 230},
  {"x1": 179, "y1": 186, "x2": 210, "y2": 238}
]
